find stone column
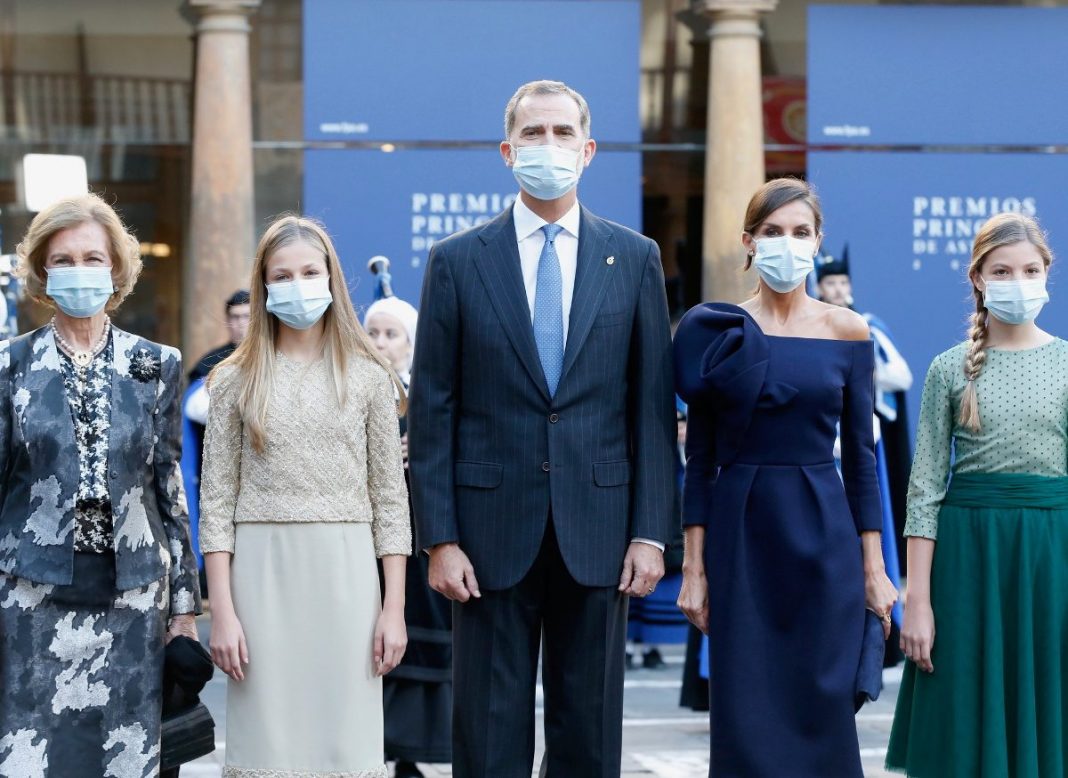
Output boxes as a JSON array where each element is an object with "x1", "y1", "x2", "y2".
[
  {"x1": 693, "y1": 0, "x2": 777, "y2": 303},
  {"x1": 183, "y1": 0, "x2": 259, "y2": 363}
]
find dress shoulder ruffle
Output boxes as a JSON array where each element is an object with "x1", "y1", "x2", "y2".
[{"x1": 673, "y1": 302, "x2": 797, "y2": 463}]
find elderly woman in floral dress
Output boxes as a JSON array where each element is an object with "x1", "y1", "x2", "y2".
[{"x1": 0, "y1": 193, "x2": 200, "y2": 778}]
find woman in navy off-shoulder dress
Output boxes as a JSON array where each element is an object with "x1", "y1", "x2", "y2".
[{"x1": 674, "y1": 179, "x2": 898, "y2": 777}]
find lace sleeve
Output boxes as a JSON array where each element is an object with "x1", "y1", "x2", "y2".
[
  {"x1": 365, "y1": 366, "x2": 412, "y2": 557},
  {"x1": 199, "y1": 365, "x2": 242, "y2": 554}
]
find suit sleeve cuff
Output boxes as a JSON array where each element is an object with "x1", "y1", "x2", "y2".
[{"x1": 631, "y1": 537, "x2": 666, "y2": 552}]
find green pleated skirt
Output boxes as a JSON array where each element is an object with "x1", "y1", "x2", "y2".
[{"x1": 886, "y1": 473, "x2": 1068, "y2": 777}]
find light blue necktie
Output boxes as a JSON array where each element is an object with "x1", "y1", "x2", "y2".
[{"x1": 533, "y1": 223, "x2": 564, "y2": 396}]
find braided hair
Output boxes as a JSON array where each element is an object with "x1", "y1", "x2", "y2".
[{"x1": 959, "y1": 212, "x2": 1053, "y2": 431}]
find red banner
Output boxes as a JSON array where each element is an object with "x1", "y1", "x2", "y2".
[{"x1": 763, "y1": 76, "x2": 806, "y2": 174}]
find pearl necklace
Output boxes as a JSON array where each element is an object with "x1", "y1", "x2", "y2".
[{"x1": 52, "y1": 317, "x2": 111, "y2": 368}]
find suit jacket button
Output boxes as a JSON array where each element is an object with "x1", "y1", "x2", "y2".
[
  {"x1": 541, "y1": 462, "x2": 550, "y2": 472},
  {"x1": 109, "y1": 470, "x2": 118, "y2": 479},
  {"x1": 549, "y1": 413, "x2": 559, "y2": 423}
]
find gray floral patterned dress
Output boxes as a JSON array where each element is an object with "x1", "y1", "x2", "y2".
[{"x1": 0, "y1": 326, "x2": 201, "y2": 778}]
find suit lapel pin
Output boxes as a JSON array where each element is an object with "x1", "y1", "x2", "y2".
[{"x1": 606, "y1": 256, "x2": 615, "y2": 265}]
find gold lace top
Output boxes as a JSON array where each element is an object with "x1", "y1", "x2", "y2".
[{"x1": 198, "y1": 353, "x2": 411, "y2": 558}]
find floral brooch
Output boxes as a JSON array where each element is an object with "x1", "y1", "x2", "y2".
[{"x1": 129, "y1": 349, "x2": 161, "y2": 383}]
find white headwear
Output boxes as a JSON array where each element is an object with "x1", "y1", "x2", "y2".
[{"x1": 363, "y1": 297, "x2": 419, "y2": 377}]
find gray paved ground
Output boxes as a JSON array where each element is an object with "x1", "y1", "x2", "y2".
[{"x1": 184, "y1": 614, "x2": 899, "y2": 777}]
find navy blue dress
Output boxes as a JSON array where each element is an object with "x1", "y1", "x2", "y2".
[{"x1": 674, "y1": 303, "x2": 882, "y2": 778}]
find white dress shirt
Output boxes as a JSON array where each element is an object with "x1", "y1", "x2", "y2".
[
  {"x1": 512, "y1": 196, "x2": 664, "y2": 554},
  {"x1": 513, "y1": 195, "x2": 580, "y2": 344}
]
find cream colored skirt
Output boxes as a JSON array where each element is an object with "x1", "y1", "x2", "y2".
[{"x1": 224, "y1": 522, "x2": 387, "y2": 778}]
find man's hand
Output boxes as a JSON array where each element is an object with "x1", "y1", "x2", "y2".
[
  {"x1": 428, "y1": 542, "x2": 481, "y2": 602},
  {"x1": 618, "y1": 542, "x2": 664, "y2": 598}
]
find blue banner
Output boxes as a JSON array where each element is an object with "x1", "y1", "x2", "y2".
[
  {"x1": 304, "y1": 0, "x2": 644, "y2": 309},
  {"x1": 0, "y1": 251, "x2": 16, "y2": 338},
  {"x1": 305, "y1": 148, "x2": 642, "y2": 308},
  {"x1": 807, "y1": 6, "x2": 1068, "y2": 146},
  {"x1": 807, "y1": 151, "x2": 1068, "y2": 425},
  {"x1": 305, "y1": 0, "x2": 640, "y2": 143}
]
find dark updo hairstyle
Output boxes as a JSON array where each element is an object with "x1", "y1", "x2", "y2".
[{"x1": 742, "y1": 178, "x2": 824, "y2": 270}]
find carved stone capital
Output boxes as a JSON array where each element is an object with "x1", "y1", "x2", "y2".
[
  {"x1": 182, "y1": 0, "x2": 260, "y2": 33},
  {"x1": 691, "y1": 0, "x2": 778, "y2": 16},
  {"x1": 689, "y1": 0, "x2": 777, "y2": 39}
]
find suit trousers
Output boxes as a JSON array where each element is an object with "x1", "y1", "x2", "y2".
[{"x1": 452, "y1": 519, "x2": 627, "y2": 778}]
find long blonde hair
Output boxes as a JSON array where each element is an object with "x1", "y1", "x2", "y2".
[
  {"x1": 217, "y1": 214, "x2": 406, "y2": 453},
  {"x1": 959, "y1": 212, "x2": 1053, "y2": 432}
]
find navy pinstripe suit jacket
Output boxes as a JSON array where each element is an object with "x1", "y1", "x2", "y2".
[{"x1": 408, "y1": 203, "x2": 677, "y2": 591}]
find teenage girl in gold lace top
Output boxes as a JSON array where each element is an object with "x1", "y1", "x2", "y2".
[{"x1": 200, "y1": 215, "x2": 412, "y2": 778}]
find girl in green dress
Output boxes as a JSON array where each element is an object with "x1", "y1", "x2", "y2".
[{"x1": 886, "y1": 212, "x2": 1068, "y2": 777}]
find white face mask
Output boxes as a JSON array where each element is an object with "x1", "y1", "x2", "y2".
[
  {"x1": 753, "y1": 236, "x2": 817, "y2": 293},
  {"x1": 511, "y1": 145, "x2": 584, "y2": 201},
  {"x1": 265, "y1": 278, "x2": 333, "y2": 330},
  {"x1": 46, "y1": 266, "x2": 114, "y2": 318},
  {"x1": 983, "y1": 278, "x2": 1049, "y2": 325}
]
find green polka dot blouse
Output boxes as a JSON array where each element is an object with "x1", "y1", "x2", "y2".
[{"x1": 905, "y1": 338, "x2": 1068, "y2": 539}]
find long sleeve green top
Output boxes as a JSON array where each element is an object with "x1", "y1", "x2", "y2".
[{"x1": 905, "y1": 338, "x2": 1068, "y2": 539}]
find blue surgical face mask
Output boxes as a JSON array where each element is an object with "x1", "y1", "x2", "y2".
[
  {"x1": 984, "y1": 278, "x2": 1049, "y2": 325},
  {"x1": 511, "y1": 144, "x2": 584, "y2": 201},
  {"x1": 753, "y1": 236, "x2": 817, "y2": 294},
  {"x1": 46, "y1": 266, "x2": 114, "y2": 318},
  {"x1": 265, "y1": 278, "x2": 333, "y2": 330}
]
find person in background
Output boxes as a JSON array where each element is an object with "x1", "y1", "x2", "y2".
[
  {"x1": 181, "y1": 290, "x2": 250, "y2": 593},
  {"x1": 364, "y1": 291, "x2": 453, "y2": 778},
  {"x1": 0, "y1": 193, "x2": 201, "y2": 776},
  {"x1": 184, "y1": 289, "x2": 251, "y2": 466},
  {"x1": 677, "y1": 393, "x2": 710, "y2": 712},
  {"x1": 189, "y1": 290, "x2": 251, "y2": 382},
  {"x1": 887, "y1": 213, "x2": 1068, "y2": 777},
  {"x1": 200, "y1": 215, "x2": 411, "y2": 777},
  {"x1": 816, "y1": 248, "x2": 909, "y2": 663},
  {"x1": 366, "y1": 296, "x2": 417, "y2": 388},
  {"x1": 628, "y1": 396, "x2": 690, "y2": 671},
  {"x1": 817, "y1": 249, "x2": 914, "y2": 555}
]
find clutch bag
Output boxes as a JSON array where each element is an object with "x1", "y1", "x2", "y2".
[
  {"x1": 854, "y1": 609, "x2": 886, "y2": 711},
  {"x1": 161, "y1": 701, "x2": 215, "y2": 769}
]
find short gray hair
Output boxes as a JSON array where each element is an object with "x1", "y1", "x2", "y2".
[{"x1": 503, "y1": 80, "x2": 591, "y2": 139}]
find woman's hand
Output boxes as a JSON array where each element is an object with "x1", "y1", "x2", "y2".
[
  {"x1": 860, "y1": 531, "x2": 898, "y2": 638},
  {"x1": 865, "y1": 568, "x2": 899, "y2": 639},
  {"x1": 677, "y1": 567, "x2": 710, "y2": 635},
  {"x1": 400, "y1": 433, "x2": 409, "y2": 470},
  {"x1": 209, "y1": 607, "x2": 249, "y2": 682},
  {"x1": 166, "y1": 614, "x2": 198, "y2": 644},
  {"x1": 677, "y1": 526, "x2": 709, "y2": 635},
  {"x1": 374, "y1": 604, "x2": 407, "y2": 676},
  {"x1": 900, "y1": 596, "x2": 936, "y2": 673}
]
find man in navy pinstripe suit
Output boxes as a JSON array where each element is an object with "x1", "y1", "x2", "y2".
[{"x1": 408, "y1": 80, "x2": 677, "y2": 778}]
